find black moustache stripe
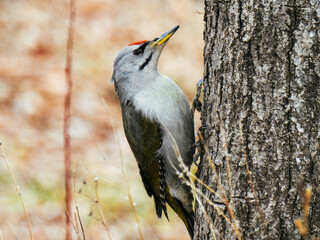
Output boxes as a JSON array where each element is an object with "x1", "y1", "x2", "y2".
[{"x1": 139, "y1": 52, "x2": 153, "y2": 71}]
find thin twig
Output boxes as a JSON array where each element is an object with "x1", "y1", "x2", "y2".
[
  {"x1": 0, "y1": 145, "x2": 34, "y2": 240},
  {"x1": 74, "y1": 212, "x2": 80, "y2": 240},
  {"x1": 122, "y1": 169, "x2": 144, "y2": 240},
  {"x1": 188, "y1": 171, "x2": 222, "y2": 201},
  {"x1": 75, "y1": 205, "x2": 85, "y2": 240},
  {"x1": 79, "y1": 181, "x2": 112, "y2": 237},
  {"x1": 199, "y1": 117, "x2": 241, "y2": 238},
  {"x1": 94, "y1": 178, "x2": 112, "y2": 240},
  {"x1": 191, "y1": 175, "x2": 238, "y2": 237},
  {"x1": 198, "y1": 127, "x2": 239, "y2": 235},
  {"x1": 189, "y1": 170, "x2": 242, "y2": 239},
  {"x1": 43, "y1": 173, "x2": 79, "y2": 234},
  {"x1": 190, "y1": 172, "x2": 241, "y2": 238},
  {"x1": 194, "y1": 194, "x2": 217, "y2": 240},
  {"x1": 160, "y1": 124, "x2": 242, "y2": 239},
  {"x1": 64, "y1": 0, "x2": 76, "y2": 238},
  {"x1": 73, "y1": 160, "x2": 86, "y2": 240}
]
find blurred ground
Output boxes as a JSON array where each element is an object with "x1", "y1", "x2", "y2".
[{"x1": 0, "y1": 0, "x2": 203, "y2": 239}]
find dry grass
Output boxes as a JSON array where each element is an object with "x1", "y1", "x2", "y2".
[
  {"x1": 73, "y1": 161, "x2": 86, "y2": 240},
  {"x1": 295, "y1": 179, "x2": 318, "y2": 240},
  {"x1": 0, "y1": 145, "x2": 34, "y2": 240},
  {"x1": 162, "y1": 119, "x2": 243, "y2": 239},
  {"x1": 94, "y1": 178, "x2": 112, "y2": 240}
]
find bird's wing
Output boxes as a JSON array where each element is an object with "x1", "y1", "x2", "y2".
[
  {"x1": 121, "y1": 101, "x2": 168, "y2": 219},
  {"x1": 121, "y1": 100, "x2": 194, "y2": 237}
]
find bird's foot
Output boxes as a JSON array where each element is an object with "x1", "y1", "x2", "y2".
[
  {"x1": 192, "y1": 124, "x2": 210, "y2": 166},
  {"x1": 191, "y1": 79, "x2": 203, "y2": 115}
]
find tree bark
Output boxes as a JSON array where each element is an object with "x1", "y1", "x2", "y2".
[{"x1": 195, "y1": 0, "x2": 320, "y2": 239}]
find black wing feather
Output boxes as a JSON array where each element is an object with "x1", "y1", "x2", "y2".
[{"x1": 121, "y1": 101, "x2": 168, "y2": 219}]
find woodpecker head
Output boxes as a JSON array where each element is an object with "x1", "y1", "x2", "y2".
[{"x1": 111, "y1": 25, "x2": 179, "y2": 85}]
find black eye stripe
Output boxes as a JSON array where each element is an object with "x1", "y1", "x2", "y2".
[{"x1": 139, "y1": 41, "x2": 149, "y2": 51}]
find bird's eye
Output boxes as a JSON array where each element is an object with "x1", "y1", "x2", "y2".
[{"x1": 133, "y1": 48, "x2": 143, "y2": 55}]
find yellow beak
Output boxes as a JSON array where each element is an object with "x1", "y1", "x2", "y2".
[{"x1": 150, "y1": 25, "x2": 180, "y2": 48}]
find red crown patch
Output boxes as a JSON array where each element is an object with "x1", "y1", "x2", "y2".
[{"x1": 128, "y1": 40, "x2": 148, "y2": 46}]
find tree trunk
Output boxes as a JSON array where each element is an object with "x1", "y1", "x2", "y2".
[{"x1": 194, "y1": 0, "x2": 320, "y2": 239}]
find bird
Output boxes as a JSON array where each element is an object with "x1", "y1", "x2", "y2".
[{"x1": 111, "y1": 25, "x2": 195, "y2": 238}]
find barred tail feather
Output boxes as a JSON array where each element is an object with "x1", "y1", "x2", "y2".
[{"x1": 158, "y1": 157, "x2": 169, "y2": 220}]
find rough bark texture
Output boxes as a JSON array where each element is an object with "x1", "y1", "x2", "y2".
[{"x1": 195, "y1": 0, "x2": 320, "y2": 239}]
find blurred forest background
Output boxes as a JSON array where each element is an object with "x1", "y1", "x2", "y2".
[{"x1": 0, "y1": 0, "x2": 203, "y2": 239}]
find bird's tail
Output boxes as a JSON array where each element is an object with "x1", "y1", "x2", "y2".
[
  {"x1": 177, "y1": 199, "x2": 194, "y2": 238},
  {"x1": 166, "y1": 193, "x2": 195, "y2": 239}
]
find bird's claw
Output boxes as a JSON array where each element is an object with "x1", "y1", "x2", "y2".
[
  {"x1": 192, "y1": 124, "x2": 211, "y2": 166},
  {"x1": 192, "y1": 79, "x2": 203, "y2": 114}
]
